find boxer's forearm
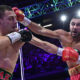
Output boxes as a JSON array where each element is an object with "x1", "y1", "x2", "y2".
[
  {"x1": 14, "y1": 41, "x2": 25, "y2": 50},
  {"x1": 29, "y1": 35, "x2": 58, "y2": 54},
  {"x1": 27, "y1": 21, "x2": 44, "y2": 34},
  {"x1": 28, "y1": 22, "x2": 59, "y2": 38}
]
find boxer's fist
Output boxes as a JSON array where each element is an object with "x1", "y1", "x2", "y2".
[
  {"x1": 12, "y1": 7, "x2": 25, "y2": 21},
  {"x1": 12, "y1": 7, "x2": 31, "y2": 26},
  {"x1": 12, "y1": 7, "x2": 18, "y2": 12},
  {"x1": 19, "y1": 29, "x2": 32, "y2": 42},
  {"x1": 62, "y1": 47, "x2": 79, "y2": 62},
  {"x1": 7, "y1": 29, "x2": 32, "y2": 44}
]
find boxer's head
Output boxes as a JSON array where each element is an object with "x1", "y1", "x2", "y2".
[
  {"x1": 0, "y1": 5, "x2": 17, "y2": 35},
  {"x1": 0, "y1": 5, "x2": 12, "y2": 19},
  {"x1": 70, "y1": 15, "x2": 80, "y2": 39}
]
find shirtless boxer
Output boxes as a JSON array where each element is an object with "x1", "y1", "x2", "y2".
[
  {"x1": 0, "y1": 5, "x2": 32, "y2": 80},
  {"x1": 13, "y1": 7, "x2": 80, "y2": 80}
]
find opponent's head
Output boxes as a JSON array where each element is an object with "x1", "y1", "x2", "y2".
[
  {"x1": 0, "y1": 5, "x2": 17, "y2": 35},
  {"x1": 70, "y1": 15, "x2": 80, "y2": 38}
]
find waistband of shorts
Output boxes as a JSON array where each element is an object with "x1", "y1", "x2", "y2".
[
  {"x1": 0, "y1": 68, "x2": 12, "y2": 80},
  {"x1": 68, "y1": 64, "x2": 80, "y2": 76},
  {"x1": 0, "y1": 68, "x2": 12, "y2": 75}
]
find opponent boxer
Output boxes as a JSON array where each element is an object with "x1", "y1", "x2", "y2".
[
  {"x1": 0, "y1": 5, "x2": 32, "y2": 80},
  {"x1": 13, "y1": 7, "x2": 80, "y2": 80}
]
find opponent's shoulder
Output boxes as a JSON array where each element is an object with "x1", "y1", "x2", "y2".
[{"x1": 54, "y1": 29, "x2": 69, "y2": 36}]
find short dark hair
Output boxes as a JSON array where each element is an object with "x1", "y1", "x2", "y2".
[
  {"x1": 71, "y1": 15, "x2": 80, "y2": 19},
  {"x1": 0, "y1": 5, "x2": 12, "y2": 18}
]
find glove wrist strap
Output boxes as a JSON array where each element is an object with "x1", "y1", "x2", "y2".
[
  {"x1": 7, "y1": 32, "x2": 21, "y2": 44},
  {"x1": 20, "y1": 17, "x2": 31, "y2": 26},
  {"x1": 57, "y1": 47, "x2": 63, "y2": 56}
]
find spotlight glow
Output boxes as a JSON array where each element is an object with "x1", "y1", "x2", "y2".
[
  {"x1": 77, "y1": 10, "x2": 80, "y2": 17},
  {"x1": 60, "y1": 15, "x2": 67, "y2": 22}
]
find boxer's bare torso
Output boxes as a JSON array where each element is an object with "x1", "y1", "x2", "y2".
[
  {"x1": 59, "y1": 31, "x2": 80, "y2": 68},
  {"x1": 0, "y1": 39, "x2": 24, "y2": 74}
]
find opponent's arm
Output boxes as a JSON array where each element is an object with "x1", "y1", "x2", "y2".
[
  {"x1": 12, "y1": 7, "x2": 67, "y2": 39},
  {"x1": 26, "y1": 22, "x2": 66, "y2": 39},
  {"x1": 30, "y1": 36, "x2": 79, "y2": 62},
  {"x1": 29, "y1": 35, "x2": 58, "y2": 54}
]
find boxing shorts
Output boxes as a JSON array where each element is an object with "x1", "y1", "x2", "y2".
[
  {"x1": 0, "y1": 68, "x2": 12, "y2": 80},
  {"x1": 68, "y1": 64, "x2": 80, "y2": 80}
]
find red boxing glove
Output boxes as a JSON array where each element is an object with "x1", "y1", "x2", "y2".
[
  {"x1": 12, "y1": 7, "x2": 25, "y2": 21},
  {"x1": 12, "y1": 7, "x2": 18, "y2": 12},
  {"x1": 62, "y1": 47, "x2": 79, "y2": 62}
]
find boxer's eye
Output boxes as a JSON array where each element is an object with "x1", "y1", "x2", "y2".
[{"x1": 71, "y1": 22, "x2": 80, "y2": 26}]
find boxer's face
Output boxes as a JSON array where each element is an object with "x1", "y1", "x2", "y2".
[
  {"x1": 0, "y1": 10, "x2": 18, "y2": 34},
  {"x1": 70, "y1": 18, "x2": 80, "y2": 38}
]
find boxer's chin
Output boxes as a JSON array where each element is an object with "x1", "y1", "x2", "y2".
[
  {"x1": 71, "y1": 32, "x2": 77, "y2": 38},
  {"x1": 71, "y1": 32, "x2": 80, "y2": 39},
  {"x1": 72, "y1": 33, "x2": 76, "y2": 37}
]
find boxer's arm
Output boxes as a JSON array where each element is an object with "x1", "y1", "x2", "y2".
[
  {"x1": 12, "y1": 7, "x2": 68, "y2": 39},
  {"x1": 20, "y1": 18, "x2": 67, "y2": 39},
  {"x1": 27, "y1": 22, "x2": 67, "y2": 39},
  {"x1": 0, "y1": 36, "x2": 11, "y2": 50},
  {"x1": 30, "y1": 37, "x2": 79, "y2": 62},
  {"x1": 29, "y1": 35, "x2": 58, "y2": 54}
]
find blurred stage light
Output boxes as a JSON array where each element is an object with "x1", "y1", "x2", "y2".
[
  {"x1": 43, "y1": 24, "x2": 52, "y2": 27},
  {"x1": 77, "y1": 10, "x2": 80, "y2": 17},
  {"x1": 60, "y1": 14, "x2": 67, "y2": 22}
]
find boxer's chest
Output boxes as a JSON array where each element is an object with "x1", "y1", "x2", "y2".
[{"x1": 60, "y1": 35, "x2": 80, "y2": 49}]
